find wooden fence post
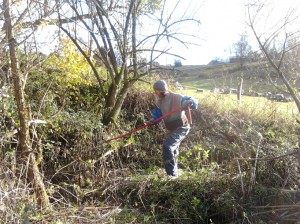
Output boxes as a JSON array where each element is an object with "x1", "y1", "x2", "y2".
[{"x1": 238, "y1": 78, "x2": 243, "y2": 105}]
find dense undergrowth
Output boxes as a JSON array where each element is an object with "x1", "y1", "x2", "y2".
[{"x1": 1, "y1": 79, "x2": 300, "y2": 223}]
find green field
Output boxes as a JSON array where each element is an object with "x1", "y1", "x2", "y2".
[
  {"x1": 165, "y1": 62, "x2": 288, "y2": 93},
  {"x1": 179, "y1": 89, "x2": 298, "y2": 121}
]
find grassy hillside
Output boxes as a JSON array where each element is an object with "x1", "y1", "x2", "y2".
[{"x1": 164, "y1": 61, "x2": 285, "y2": 94}]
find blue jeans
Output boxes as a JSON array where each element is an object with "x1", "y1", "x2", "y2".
[{"x1": 162, "y1": 126, "x2": 190, "y2": 176}]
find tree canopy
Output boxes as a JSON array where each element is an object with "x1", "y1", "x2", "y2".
[{"x1": 52, "y1": 0, "x2": 201, "y2": 125}]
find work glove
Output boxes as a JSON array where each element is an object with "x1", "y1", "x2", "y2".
[
  {"x1": 151, "y1": 107, "x2": 162, "y2": 124},
  {"x1": 183, "y1": 100, "x2": 193, "y2": 108},
  {"x1": 181, "y1": 96, "x2": 198, "y2": 109}
]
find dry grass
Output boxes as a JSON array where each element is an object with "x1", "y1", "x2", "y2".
[
  {"x1": 0, "y1": 162, "x2": 33, "y2": 223},
  {"x1": 1, "y1": 80, "x2": 300, "y2": 223}
]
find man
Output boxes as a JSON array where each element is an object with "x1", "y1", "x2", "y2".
[{"x1": 151, "y1": 80, "x2": 198, "y2": 177}]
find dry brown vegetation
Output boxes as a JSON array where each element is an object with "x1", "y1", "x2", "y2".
[{"x1": 1, "y1": 78, "x2": 300, "y2": 223}]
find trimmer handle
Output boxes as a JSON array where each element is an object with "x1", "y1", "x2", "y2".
[{"x1": 187, "y1": 106, "x2": 192, "y2": 125}]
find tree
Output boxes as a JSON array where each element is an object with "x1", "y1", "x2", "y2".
[
  {"x1": 233, "y1": 33, "x2": 252, "y2": 68},
  {"x1": 55, "y1": 0, "x2": 201, "y2": 125},
  {"x1": 3, "y1": 0, "x2": 49, "y2": 207},
  {"x1": 174, "y1": 59, "x2": 183, "y2": 67},
  {"x1": 246, "y1": 0, "x2": 300, "y2": 113}
]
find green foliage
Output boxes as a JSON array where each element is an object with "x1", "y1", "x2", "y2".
[
  {"x1": 26, "y1": 40, "x2": 103, "y2": 115},
  {"x1": 36, "y1": 110, "x2": 104, "y2": 179},
  {"x1": 0, "y1": 88, "x2": 18, "y2": 155},
  {"x1": 105, "y1": 169, "x2": 242, "y2": 223},
  {"x1": 44, "y1": 39, "x2": 95, "y2": 87},
  {"x1": 139, "y1": 0, "x2": 162, "y2": 14}
]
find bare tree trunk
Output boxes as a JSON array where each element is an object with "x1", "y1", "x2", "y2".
[
  {"x1": 102, "y1": 81, "x2": 132, "y2": 125},
  {"x1": 4, "y1": 0, "x2": 49, "y2": 208}
]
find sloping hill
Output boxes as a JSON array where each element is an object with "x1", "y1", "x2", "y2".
[{"x1": 164, "y1": 62, "x2": 278, "y2": 93}]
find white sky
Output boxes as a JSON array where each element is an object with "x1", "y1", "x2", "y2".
[
  {"x1": 188, "y1": 0, "x2": 243, "y2": 65},
  {"x1": 156, "y1": 0, "x2": 247, "y2": 65},
  {"x1": 158, "y1": 0, "x2": 300, "y2": 65},
  {"x1": 190, "y1": 0, "x2": 246, "y2": 65},
  {"x1": 38, "y1": 0, "x2": 248, "y2": 66},
  {"x1": 36, "y1": 0, "x2": 300, "y2": 66}
]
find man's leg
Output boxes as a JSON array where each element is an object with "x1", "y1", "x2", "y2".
[{"x1": 162, "y1": 127, "x2": 190, "y2": 176}]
